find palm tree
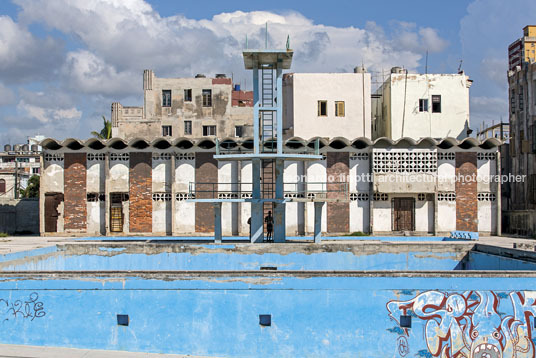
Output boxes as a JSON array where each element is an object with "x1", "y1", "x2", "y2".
[{"x1": 91, "y1": 116, "x2": 112, "y2": 140}]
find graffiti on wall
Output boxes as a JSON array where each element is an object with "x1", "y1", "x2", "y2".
[
  {"x1": 1, "y1": 292, "x2": 45, "y2": 322},
  {"x1": 387, "y1": 291, "x2": 536, "y2": 358}
]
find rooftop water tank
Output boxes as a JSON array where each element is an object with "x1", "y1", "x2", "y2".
[
  {"x1": 31, "y1": 144, "x2": 38, "y2": 152},
  {"x1": 234, "y1": 84, "x2": 241, "y2": 91},
  {"x1": 215, "y1": 74, "x2": 226, "y2": 78},
  {"x1": 195, "y1": 74, "x2": 206, "y2": 78},
  {"x1": 3, "y1": 144, "x2": 11, "y2": 152},
  {"x1": 354, "y1": 66, "x2": 367, "y2": 73},
  {"x1": 13, "y1": 144, "x2": 21, "y2": 152},
  {"x1": 22, "y1": 144, "x2": 29, "y2": 152}
]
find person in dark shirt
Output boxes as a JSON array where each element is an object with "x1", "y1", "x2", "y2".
[{"x1": 265, "y1": 211, "x2": 274, "y2": 242}]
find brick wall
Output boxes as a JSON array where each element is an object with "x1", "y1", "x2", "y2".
[
  {"x1": 129, "y1": 152, "x2": 152, "y2": 233},
  {"x1": 64, "y1": 153, "x2": 87, "y2": 231},
  {"x1": 327, "y1": 152, "x2": 349, "y2": 233},
  {"x1": 455, "y1": 152, "x2": 477, "y2": 231},
  {"x1": 195, "y1": 152, "x2": 217, "y2": 233}
]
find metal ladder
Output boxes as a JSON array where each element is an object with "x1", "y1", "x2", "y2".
[{"x1": 261, "y1": 65, "x2": 275, "y2": 148}]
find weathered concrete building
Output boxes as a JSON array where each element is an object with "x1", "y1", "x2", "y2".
[
  {"x1": 0, "y1": 143, "x2": 41, "y2": 199},
  {"x1": 372, "y1": 67, "x2": 472, "y2": 141},
  {"x1": 504, "y1": 25, "x2": 536, "y2": 236},
  {"x1": 283, "y1": 70, "x2": 371, "y2": 139},
  {"x1": 112, "y1": 71, "x2": 254, "y2": 140},
  {"x1": 40, "y1": 136, "x2": 501, "y2": 237}
]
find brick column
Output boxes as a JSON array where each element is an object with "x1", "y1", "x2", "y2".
[
  {"x1": 327, "y1": 152, "x2": 349, "y2": 233},
  {"x1": 64, "y1": 153, "x2": 87, "y2": 231},
  {"x1": 195, "y1": 152, "x2": 217, "y2": 233},
  {"x1": 455, "y1": 152, "x2": 477, "y2": 231},
  {"x1": 129, "y1": 152, "x2": 152, "y2": 233}
]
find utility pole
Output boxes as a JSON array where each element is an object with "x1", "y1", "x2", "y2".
[{"x1": 14, "y1": 158, "x2": 18, "y2": 199}]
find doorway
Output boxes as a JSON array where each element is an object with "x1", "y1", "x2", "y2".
[
  {"x1": 110, "y1": 193, "x2": 125, "y2": 233},
  {"x1": 44, "y1": 193, "x2": 63, "y2": 232},
  {"x1": 392, "y1": 197, "x2": 415, "y2": 232}
]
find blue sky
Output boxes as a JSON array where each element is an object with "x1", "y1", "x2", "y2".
[{"x1": 0, "y1": 0, "x2": 534, "y2": 144}]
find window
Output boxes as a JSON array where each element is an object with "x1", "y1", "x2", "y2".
[
  {"x1": 511, "y1": 90, "x2": 516, "y2": 114},
  {"x1": 203, "y1": 125, "x2": 216, "y2": 136},
  {"x1": 162, "y1": 90, "x2": 171, "y2": 107},
  {"x1": 0, "y1": 179, "x2": 5, "y2": 193},
  {"x1": 432, "y1": 95, "x2": 441, "y2": 113},
  {"x1": 335, "y1": 101, "x2": 345, "y2": 117},
  {"x1": 202, "y1": 89, "x2": 212, "y2": 107},
  {"x1": 162, "y1": 125, "x2": 172, "y2": 137},
  {"x1": 184, "y1": 121, "x2": 192, "y2": 135},
  {"x1": 32, "y1": 167, "x2": 39, "y2": 174},
  {"x1": 184, "y1": 89, "x2": 192, "y2": 102},
  {"x1": 235, "y1": 126, "x2": 243, "y2": 138},
  {"x1": 419, "y1": 99, "x2": 429, "y2": 112},
  {"x1": 317, "y1": 100, "x2": 327, "y2": 116},
  {"x1": 519, "y1": 86, "x2": 524, "y2": 110}
]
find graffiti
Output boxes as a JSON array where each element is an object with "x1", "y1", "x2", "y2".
[
  {"x1": 387, "y1": 291, "x2": 536, "y2": 358},
  {"x1": 0, "y1": 292, "x2": 45, "y2": 322},
  {"x1": 397, "y1": 336, "x2": 410, "y2": 357}
]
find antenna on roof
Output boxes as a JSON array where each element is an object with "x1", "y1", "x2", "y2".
[{"x1": 286, "y1": 35, "x2": 290, "y2": 50}]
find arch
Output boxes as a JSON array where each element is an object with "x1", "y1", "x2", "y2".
[
  {"x1": 41, "y1": 138, "x2": 62, "y2": 150},
  {"x1": 173, "y1": 138, "x2": 194, "y2": 150},
  {"x1": 63, "y1": 138, "x2": 84, "y2": 150},
  {"x1": 284, "y1": 137, "x2": 306, "y2": 150},
  {"x1": 197, "y1": 139, "x2": 216, "y2": 149},
  {"x1": 129, "y1": 138, "x2": 150, "y2": 149},
  {"x1": 479, "y1": 138, "x2": 502, "y2": 149},
  {"x1": 328, "y1": 137, "x2": 351, "y2": 150},
  {"x1": 351, "y1": 137, "x2": 372, "y2": 149},
  {"x1": 107, "y1": 138, "x2": 128, "y2": 150},
  {"x1": 240, "y1": 137, "x2": 254, "y2": 150},
  {"x1": 152, "y1": 138, "x2": 172, "y2": 149},
  {"x1": 220, "y1": 138, "x2": 238, "y2": 150},
  {"x1": 85, "y1": 138, "x2": 105, "y2": 150},
  {"x1": 437, "y1": 137, "x2": 458, "y2": 149},
  {"x1": 458, "y1": 137, "x2": 479, "y2": 149},
  {"x1": 306, "y1": 137, "x2": 328, "y2": 149},
  {"x1": 373, "y1": 137, "x2": 394, "y2": 148}
]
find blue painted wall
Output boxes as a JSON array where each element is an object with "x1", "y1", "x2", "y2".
[{"x1": 0, "y1": 276, "x2": 536, "y2": 357}]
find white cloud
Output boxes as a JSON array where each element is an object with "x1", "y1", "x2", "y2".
[
  {"x1": 16, "y1": 89, "x2": 82, "y2": 124},
  {"x1": 0, "y1": 15, "x2": 63, "y2": 83},
  {"x1": 15, "y1": 1, "x2": 448, "y2": 79},
  {"x1": 1, "y1": 0, "x2": 451, "y2": 143},
  {"x1": 61, "y1": 50, "x2": 138, "y2": 96},
  {"x1": 17, "y1": 100, "x2": 82, "y2": 124},
  {"x1": 0, "y1": 82, "x2": 15, "y2": 106}
]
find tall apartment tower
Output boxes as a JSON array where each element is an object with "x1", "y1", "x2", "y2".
[
  {"x1": 506, "y1": 26, "x2": 536, "y2": 219},
  {"x1": 508, "y1": 26, "x2": 536, "y2": 71}
]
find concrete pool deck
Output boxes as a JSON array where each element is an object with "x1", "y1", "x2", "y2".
[
  {"x1": 1, "y1": 235, "x2": 535, "y2": 256},
  {"x1": 0, "y1": 343, "x2": 218, "y2": 357}
]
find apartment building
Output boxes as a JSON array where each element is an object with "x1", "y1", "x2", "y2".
[
  {"x1": 372, "y1": 67, "x2": 472, "y2": 141},
  {"x1": 283, "y1": 68, "x2": 371, "y2": 139},
  {"x1": 505, "y1": 26, "x2": 536, "y2": 235},
  {"x1": 112, "y1": 71, "x2": 254, "y2": 140}
]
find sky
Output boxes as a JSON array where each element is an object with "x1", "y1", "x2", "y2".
[{"x1": 0, "y1": 0, "x2": 534, "y2": 144}]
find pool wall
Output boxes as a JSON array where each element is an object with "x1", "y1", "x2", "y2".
[{"x1": 1, "y1": 243, "x2": 536, "y2": 357}]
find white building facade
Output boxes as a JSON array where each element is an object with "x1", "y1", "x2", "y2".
[
  {"x1": 40, "y1": 136, "x2": 500, "y2": 237},
  {"x1": 283, "y1": 71, "x2": 372, "y2": 139},
  {"x1": 372, "y1": 68, "x2": 472, "y2": 141}
]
